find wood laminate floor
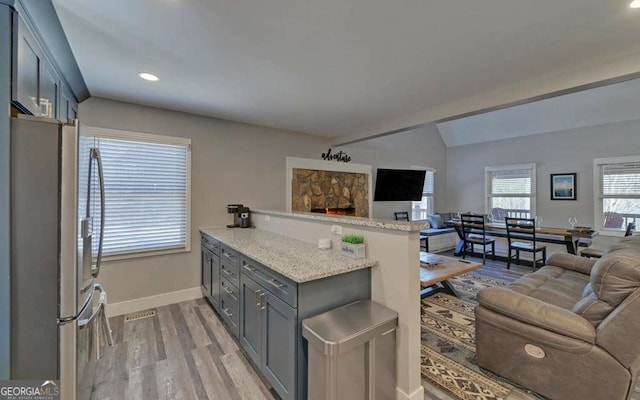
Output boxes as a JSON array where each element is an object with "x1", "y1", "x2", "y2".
[{"x1": 91, "y1": 298, "x2": 278, "y2": 400}]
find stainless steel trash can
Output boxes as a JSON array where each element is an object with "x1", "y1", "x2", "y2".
[{"x1": 302, "y1": 300, "x2": 398, "y2": 400}]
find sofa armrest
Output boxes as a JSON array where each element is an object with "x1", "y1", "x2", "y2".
[
  {"x1": 546, "y1": 252, "x2": 596, "y2": 275},
  {"x1": 477, "y1": 287, "x2": 596, "y2": 343}
]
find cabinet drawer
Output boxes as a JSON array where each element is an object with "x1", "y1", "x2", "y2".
[
  {"x1": 220, "y1": 277, "x2": 239, "y2": 303},
  {"x1": 241, "y1": 256, "x2": 297, "y2": 308},
  {"x1": 220, "y1": 261, "x2": 239, "y2": 288},
  {"x1": 220, "y1": 291, "x2": 239, "y2": 337},
  {"x1": 201, "y1": 234, "x2": 220, "y2": 255},
  {"x1": 220, "y1": 244, "x2": 239, "y2": 266}
]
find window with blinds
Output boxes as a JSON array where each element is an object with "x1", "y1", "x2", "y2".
[
  {"x1": 91, "y1": 128, "x2": 191, "y2": 257},
  {"x1": 411, "y1": 168, "x2": 435, "y2": 221},
  {"x1": 596, "y1": 157, "x2": 640, "y2": 232},
  {"x1": 485, "y1": 164, "x2": 536, "y2": 219}
]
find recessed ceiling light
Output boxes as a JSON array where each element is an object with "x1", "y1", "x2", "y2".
[
  {"x1": 631, "y1": 0, "x2": 640, "y2": 8},
  {"x1": 139, "y1": 72, "x2": 159, "y2": 81}
]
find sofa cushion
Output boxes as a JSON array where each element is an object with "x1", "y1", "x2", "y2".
[
  {"x1": 427, "y1": 214, "x2": 445, "y2": 229},
  {"x1": 590, "y1": 250, "x2": 640, "y2": 308},
  {"x1": 508, "y1": 266, "x2": 590, "y2": 310},
  {"x1": 572, "y1": 293, "x2": 615, "y2": 327}
]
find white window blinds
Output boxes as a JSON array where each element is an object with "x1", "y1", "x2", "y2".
[
  {"x1": 93, "y1": 131, "x2": 191, "y2": 256},
  {"x1": 423, "y1": 170, "x2": 435, "y2": 195},
  {"x1": 489, "y1": 169, "x2": 532, "y2": 195},
  {"x1": 485, "y1": 164, "x2": 536, "y2": 219},
  {"x1": 599, "y1": 160, "x2": 640, "y2": 231}
]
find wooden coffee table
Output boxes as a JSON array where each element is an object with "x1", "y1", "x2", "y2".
[{"x1": 420, "y1": 252, "x2": 482, "y2": 298}]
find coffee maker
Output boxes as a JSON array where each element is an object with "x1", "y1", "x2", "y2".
[{"x1": 227, "y1": 204, "x2": 252, "y2": 228}]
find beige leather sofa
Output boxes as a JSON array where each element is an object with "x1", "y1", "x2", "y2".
[{"x1": 475, "y1": 236, "x2": 640, "y2": 400}]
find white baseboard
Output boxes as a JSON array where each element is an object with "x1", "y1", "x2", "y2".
[
  {"x1": 106, "y1": 287, "x2": 203, "y2": 317},
  {"x1": 397, "y1": 385, "x2": 424, "y2": 400}
]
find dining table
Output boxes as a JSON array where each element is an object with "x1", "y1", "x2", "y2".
[{"x1": 445, "y1": 220, "x2": 598, "y2": 255}]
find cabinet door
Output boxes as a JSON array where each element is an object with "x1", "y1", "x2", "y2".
[
  {"x1": 210, "y1": 254, "x2": 220, "y2": 311},
  {"x1": 40, "y1": 59, "x2": 59, "y2": 118},
  {"x1": 13, "y1": 14, "x2": 42, "y2": 115},
  {"x1": 262, "y1": 291, "x2": 296, "y2": 400},
  {"x1": 60, "y1": 88, "x2": 72, "y2": 122},
  {"x1": 200, "y1": 248, "x2": 211, "y2": 296},
  {"x1": 239, "y1": 274, "x2": 263, "y2": 368}
]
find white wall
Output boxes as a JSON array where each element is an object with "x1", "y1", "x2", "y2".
[
  {"x1": 335, "y1": 124, "x2": 447, "y2": 220},
  {"x1": 79, "y1": 97, "x2": 330, "y2": 304},
  {"x1": 446, "y1": 118, "x2": 640, "y2": 247}
]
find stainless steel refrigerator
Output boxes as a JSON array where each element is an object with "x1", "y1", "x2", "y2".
[{"x1": 10, "y1": 115, "x2": 112, "y2": 399}]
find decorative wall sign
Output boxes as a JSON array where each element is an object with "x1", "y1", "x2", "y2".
[
  {"x1": 321, "y1": 148, "x2": 351, "y2": 163},
  {"x1": 550, "y1": 173, "x2": 577, "y2": 200}
]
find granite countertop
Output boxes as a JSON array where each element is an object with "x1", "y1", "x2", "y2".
[
  {"x1": 200, "y1": 227, "x2": 378, "y2": 283},
  {"x1": 253, "y1": 209, "x2": 428, "y2": 232}
]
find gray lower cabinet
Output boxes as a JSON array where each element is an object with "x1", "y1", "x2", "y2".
[
  {"x1": 201, "y1": 232, "x2": 371, "y2": 400},
  {"x1": 240, "y1": 273, "x2": 296, "y2": 399},
  {"x1": 201, "y1": 234, "x2": 221, "y2": 312}
]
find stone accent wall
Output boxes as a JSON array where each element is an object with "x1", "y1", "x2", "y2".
[{"x1": 292, "y1": 169, "x2": 369, "y2": 217}]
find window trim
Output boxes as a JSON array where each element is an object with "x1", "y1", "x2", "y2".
[
  {"x1": 485, "y1": 163, "x2": 536, "y2": 217},
  {"x1": 410, "y1": 166, "x2": 435, "y2": 221},
  {"x1": 89, "y1": 126, "x2": 192, "y2": 261},
  {"x1": 593, "y1": 155, "x2": 640, "y2": 237}
]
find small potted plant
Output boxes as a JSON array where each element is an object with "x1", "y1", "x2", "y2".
[{"x1": 341, "y1": 234, "x2": 366, "y2": 259}]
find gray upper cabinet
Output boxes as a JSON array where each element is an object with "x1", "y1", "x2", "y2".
[
  {"x1": 40, "y1": 57, "x2": 58, "y2": 118},
  {"x1": 12, "y1": 12, "x2": 42, "y2": 116},
  {"x1": 11, "y1": 9, "x2": 79, "y2": 120}
]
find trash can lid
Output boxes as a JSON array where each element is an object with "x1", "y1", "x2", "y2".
[{"x1": 302, "y1": 300, "x2": 398, "y2": 355}]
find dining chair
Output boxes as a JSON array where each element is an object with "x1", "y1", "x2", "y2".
[
  {"x1": 505, "y1": 217, "x2": 547, "y2": 270},
  {"x1": 394, "y1": 211, "x2": 409, "y2": 221},
  {"x1": 460, "y1": 214, "x2": 496, "y2": 264}
]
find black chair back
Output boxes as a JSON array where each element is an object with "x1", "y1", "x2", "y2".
[
  {"x1": 625, "y1": 222, "x2": 636, "y2": 237},
  {"x1": 460, "y1": 214, "x2": 487, "y2": 239},
  {"x1": 394, "y1": 211, "x2": 409, "y2": 221},
  {"x1": 505, "y1": 217, "x2": 537, "y2": 246}
]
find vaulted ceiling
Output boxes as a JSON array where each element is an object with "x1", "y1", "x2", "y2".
[{"x1": 54, "y1": 0, "x2": 640, "y2": 143}]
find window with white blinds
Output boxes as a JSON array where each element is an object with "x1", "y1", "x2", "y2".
[
  {"x1": 411, "y1": 168, "x2": 435, "y2": 221},
  {"x1": 485, "y1": 164, "x2": 536, "y2": 219},
  {"x1": 92, "y1": 128, "x2": 191, "y2": 257},
  {"x1": 595, "y1": 156, "x2": 640, "y2": 233}
]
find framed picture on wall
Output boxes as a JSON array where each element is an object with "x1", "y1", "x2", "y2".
[{"x1": 550, "y1": 173, "x2": 577, "y2": 200}]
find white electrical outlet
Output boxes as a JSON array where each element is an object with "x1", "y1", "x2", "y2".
[{"x1": 331, "y1": 225, "x2": 342, "y2": 235}]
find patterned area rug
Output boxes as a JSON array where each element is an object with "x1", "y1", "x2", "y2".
[
  {"x1": 421, "y1": 273, "x2": 540, "y2": 400},
  {"x1": 447, "y1": 273, "x2": 509, "y2": 304}
]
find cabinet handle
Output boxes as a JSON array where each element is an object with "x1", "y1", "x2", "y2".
[
  {"x1": 255, "y1": 290, "x2": 263, "y2": 307},
  {"x1": 243, "y1": 264, "x2": 256, "y2": 272},
  {"x1": 223, "y1": 309, "x2": 234, "y2": 318},
  {"x1": 223, "y1": 286, "x2": 233, "y2": 295},
  {"x1": 268, "y1": 278, "x2": 285, "y2": 289},
  {"x1": 258, "y1": 293, "x2": 266, "y2": 310},
  {"x1": 222, "y1": 267, "x2": 233, "y2": 276}
]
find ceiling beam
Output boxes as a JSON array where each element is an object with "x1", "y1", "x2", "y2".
[{"x1": 332, "y1": 51, "x2": 640, "y2": 147}]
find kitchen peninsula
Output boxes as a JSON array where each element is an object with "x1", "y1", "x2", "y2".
[
  {"x1": 199, "y1": 226, "x2": 377, "y2": 400},
  {"x1": 201, "y1": 209, "x2": 426, "y2": 400}
]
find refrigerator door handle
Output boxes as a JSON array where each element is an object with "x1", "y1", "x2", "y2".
[{"x1": 91, "y1": 148, "x2": 105, "y2": 278}]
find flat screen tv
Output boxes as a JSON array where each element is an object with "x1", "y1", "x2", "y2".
[{"x1": 374, "y1": 169, "x2": 426, "y2": 201}]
